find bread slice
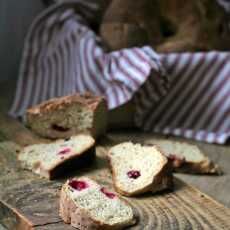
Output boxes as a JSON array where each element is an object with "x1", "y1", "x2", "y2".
[
  {"x1": 108, "y1": 142, "x2": 173, "y2": 196},
  {"x1": 18, "y1": 135, "x2": 95, "y2": 179},
  {"x1": 26, "y1": 93, "x2": 108, "y2": 139},
  {"x1": 59, "y1": 177, "x2": 136, "y2": 230},
  {"x1": 147, "y1": 139, "x2": 222, "y2": 174}
]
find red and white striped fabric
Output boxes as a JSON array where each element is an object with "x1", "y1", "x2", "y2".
[
  {"x1": 135, "y1": 52, "x2": 230, "y2": 144},
  {"x1": 218, "y1": 0, "x2": 230, "y2": 13},
  {"x1": 9, "y1": 2, "x2": 167, "y2": 116},
  {"x1": 9, "y1": 1, "x2": 230, "y2": 144}
]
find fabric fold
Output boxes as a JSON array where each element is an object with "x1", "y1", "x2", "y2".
[
  {"x1": 9, "y1": 0, "x2": 230, "y2": 144},
  {"x1": 9, "y1": 1, "x2": 168, "y2": 117},
  {"x1": 135, "y1": 52, "x2": 230, "y2": 144}
]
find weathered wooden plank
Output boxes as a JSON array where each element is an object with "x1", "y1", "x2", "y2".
[
  {"x1": 0, "y1": 80, "x2": 230, "y2": 229},
  {"x1": 0, "y1": 114, "x2": 48, "y2": 146},
  {"x1": 0, "y1": 225, "x2": 7, "y2": 230},
  {"x1": 0, "y1": 141, "x2": 230, "y2": 230},
  {"x1": 0, "y1": 80, "x2": 230, "y2": 207},
  {"x1": 34, "y1": 223, "x2": 74, "y2": 230},
  {"x1": 0, "y1": 80, "x2": 47, "y2": 146}
]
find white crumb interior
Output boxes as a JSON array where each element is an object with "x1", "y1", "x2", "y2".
[
  {"x1": 29, "y1": 103, "x2": 94, "y2": 137},
  {"x1": 109, "y1": 142, "x2": 166, "y2": 194},
  {"x1": 54, "y1": 104, "x2": 93, "y2": 130},
  {"x1": 67, "y1": 178, "x2": 134, "y2": 225},
  {"x1": 18, "y1": 135, "x2": 94, "y2": 171},
  {"x1": 151, "y1": 140, "x2": 205, "y2": 162}
]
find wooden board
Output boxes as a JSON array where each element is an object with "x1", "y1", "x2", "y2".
[
  {"x1": 1, "y1": 138, "x2": 230, "y2": 230},
  {"x1": 1, "y1": 80, "x2": 230, "y2": 208},
  {"x1": 106, "y1": 131, "x2": 230, "y2": 208},
  {"x1": 0, "y1": 81, "x2": 230, "y2": 229}
]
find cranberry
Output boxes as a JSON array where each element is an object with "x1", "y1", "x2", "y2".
[
  {"x1": 58, "y1": 148, "x2": 71, "y2": 155},
  {"x1": 68, "y1": 180, "x2": 89, "y2": 191},
  {"x1": 168, "y1": 154, "x2": 185, "y2": 167},
  {"x1": 100, "y1": 187, "x2": 116, "y2": 199},
  {"x1": 52, "y1": 124, "x2": 70, "y2": 132},
  {"x1": 168, "y1": 154, "x2": 178, "y2": 161},
  {"x1": 127, "y1": 170, "x2": 141, "y2": 179}
]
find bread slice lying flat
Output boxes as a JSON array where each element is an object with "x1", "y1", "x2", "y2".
[
  {"x1": 108, "y1": 142, "x2": 173, "y2": 196},
  {"x1": 59, "y1": 177, "x2": 136, "y2": 230},
  {"x1": 18, "y1": 135, "x2": 95, "y2": 179},
  {"x1": 148, "y1": 139, "x2": 221, "y2": 174},
  {"x1": 26, "y1": 93, "x2": 108, "y2": 139}
]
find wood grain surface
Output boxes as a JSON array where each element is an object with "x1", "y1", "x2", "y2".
[
  {"x1": 0, "y1": 138, "x2": 230, "y2": 229},
  {"x1": 0, "y1": 80, "x2": 230, "y2": 229},
  {"x1": 106, "y1": 131, "x2": 230, "y2": 208},
  {"x1": 1, "y1": 79, "x2": 230, "y2": 208}
]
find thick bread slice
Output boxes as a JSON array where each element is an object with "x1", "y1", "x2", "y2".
[
  {"x1": 18, "y1": 135, "x2": 95, "y2": 179},
  {"x1": 59, "y1": 177, "x2": 136, "y2": 230},
  {"x1": 148, "y1": 139, "x2": 222, "y2": 174},
  {"x1": 26, "y1": 93, "x2": 108, "y2": 139},
  {"x1": 108, "y1": 142, "x2": 173, "y2": 196}
]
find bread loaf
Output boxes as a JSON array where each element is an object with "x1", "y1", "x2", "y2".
[
  {"x1": 18, "y1": 135, "x2": 95, "y2": 179},
  {"x1": 147, "y1": 139, "x2": 222, "y2": 174},
  {"x1": 59, "y1": 177, "x2": 136, "y2": 230},
  {"x1": 100, "y1": 0, "x2": 230, "y2": 52},
  {"x1": 26, "y1": 93, "x2": 108, "y2": 139},
  {"x1": 108, "y1": 142, "x2": 173, "y2": 196}
]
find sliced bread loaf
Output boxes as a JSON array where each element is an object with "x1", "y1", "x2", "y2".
[
  {"x1": 59, "y1": 177, "x2": 136, "y2": 230},
  {"x1": 18, "y1": 135, "x2": 95, "y2": 179},
  {"x1": 108, "y1": 142, "x2": 173, "y2": 196},
  {"x1": 26, "y1": 93, "x2": 108, "y2": 139},
  {"x1": 147, "y1": 139, "x2": 221, "y2": 174}
]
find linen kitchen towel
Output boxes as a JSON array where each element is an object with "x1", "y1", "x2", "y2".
[{"x1": 10, "y1": 0, "x2": 230, "y2": 144}]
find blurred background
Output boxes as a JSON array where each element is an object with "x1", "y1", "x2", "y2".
[{"x1": 0, "y1": 1, "x2": 44, "y2": 82}]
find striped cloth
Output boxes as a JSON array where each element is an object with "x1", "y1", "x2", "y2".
[
  {"x1": 10, "y1": 0, "x2": 230, "y2": 144},
  {"x1": 218, "y1": 0, "x2": 230, "y2": 13},
  {"x1": 135, "y1": 52, "x2": 230, "y2": 144}
]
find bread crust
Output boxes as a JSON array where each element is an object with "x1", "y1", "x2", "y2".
[
  {"x1": 27, "y1": 93, "x2": 105, "y2": 115},
  {"x1": 59, "y1": 180, "x2": 136, "y2": 230},
  {"x1": 60, "y1": 184, "x2": 100, "y2": 230},
  {"x1": 18, "y1": 137, "x2": 96, "y2": 180},
  {"x1": 48, "y1": 145, "x2": 96, "y2": 180},
  {"x1": 172, "y1": 156, "x2": 222, "y2": 175},
  {"x1": 26, "y1": 93, "x2": 108, "y2": 139},
  {"x1": 107, "y1": 145, "x2": 173, "y2": 197},
  {"x1": 146, "y1": 141, "x2": 222, "y2": 175},
  {"x1": 145, "y1": 140, "x2": 223, "y2": 175}
]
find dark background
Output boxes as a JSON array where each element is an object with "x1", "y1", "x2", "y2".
[{"x1": 0, "y1": 1, "x2": 45, "y2": 82}]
